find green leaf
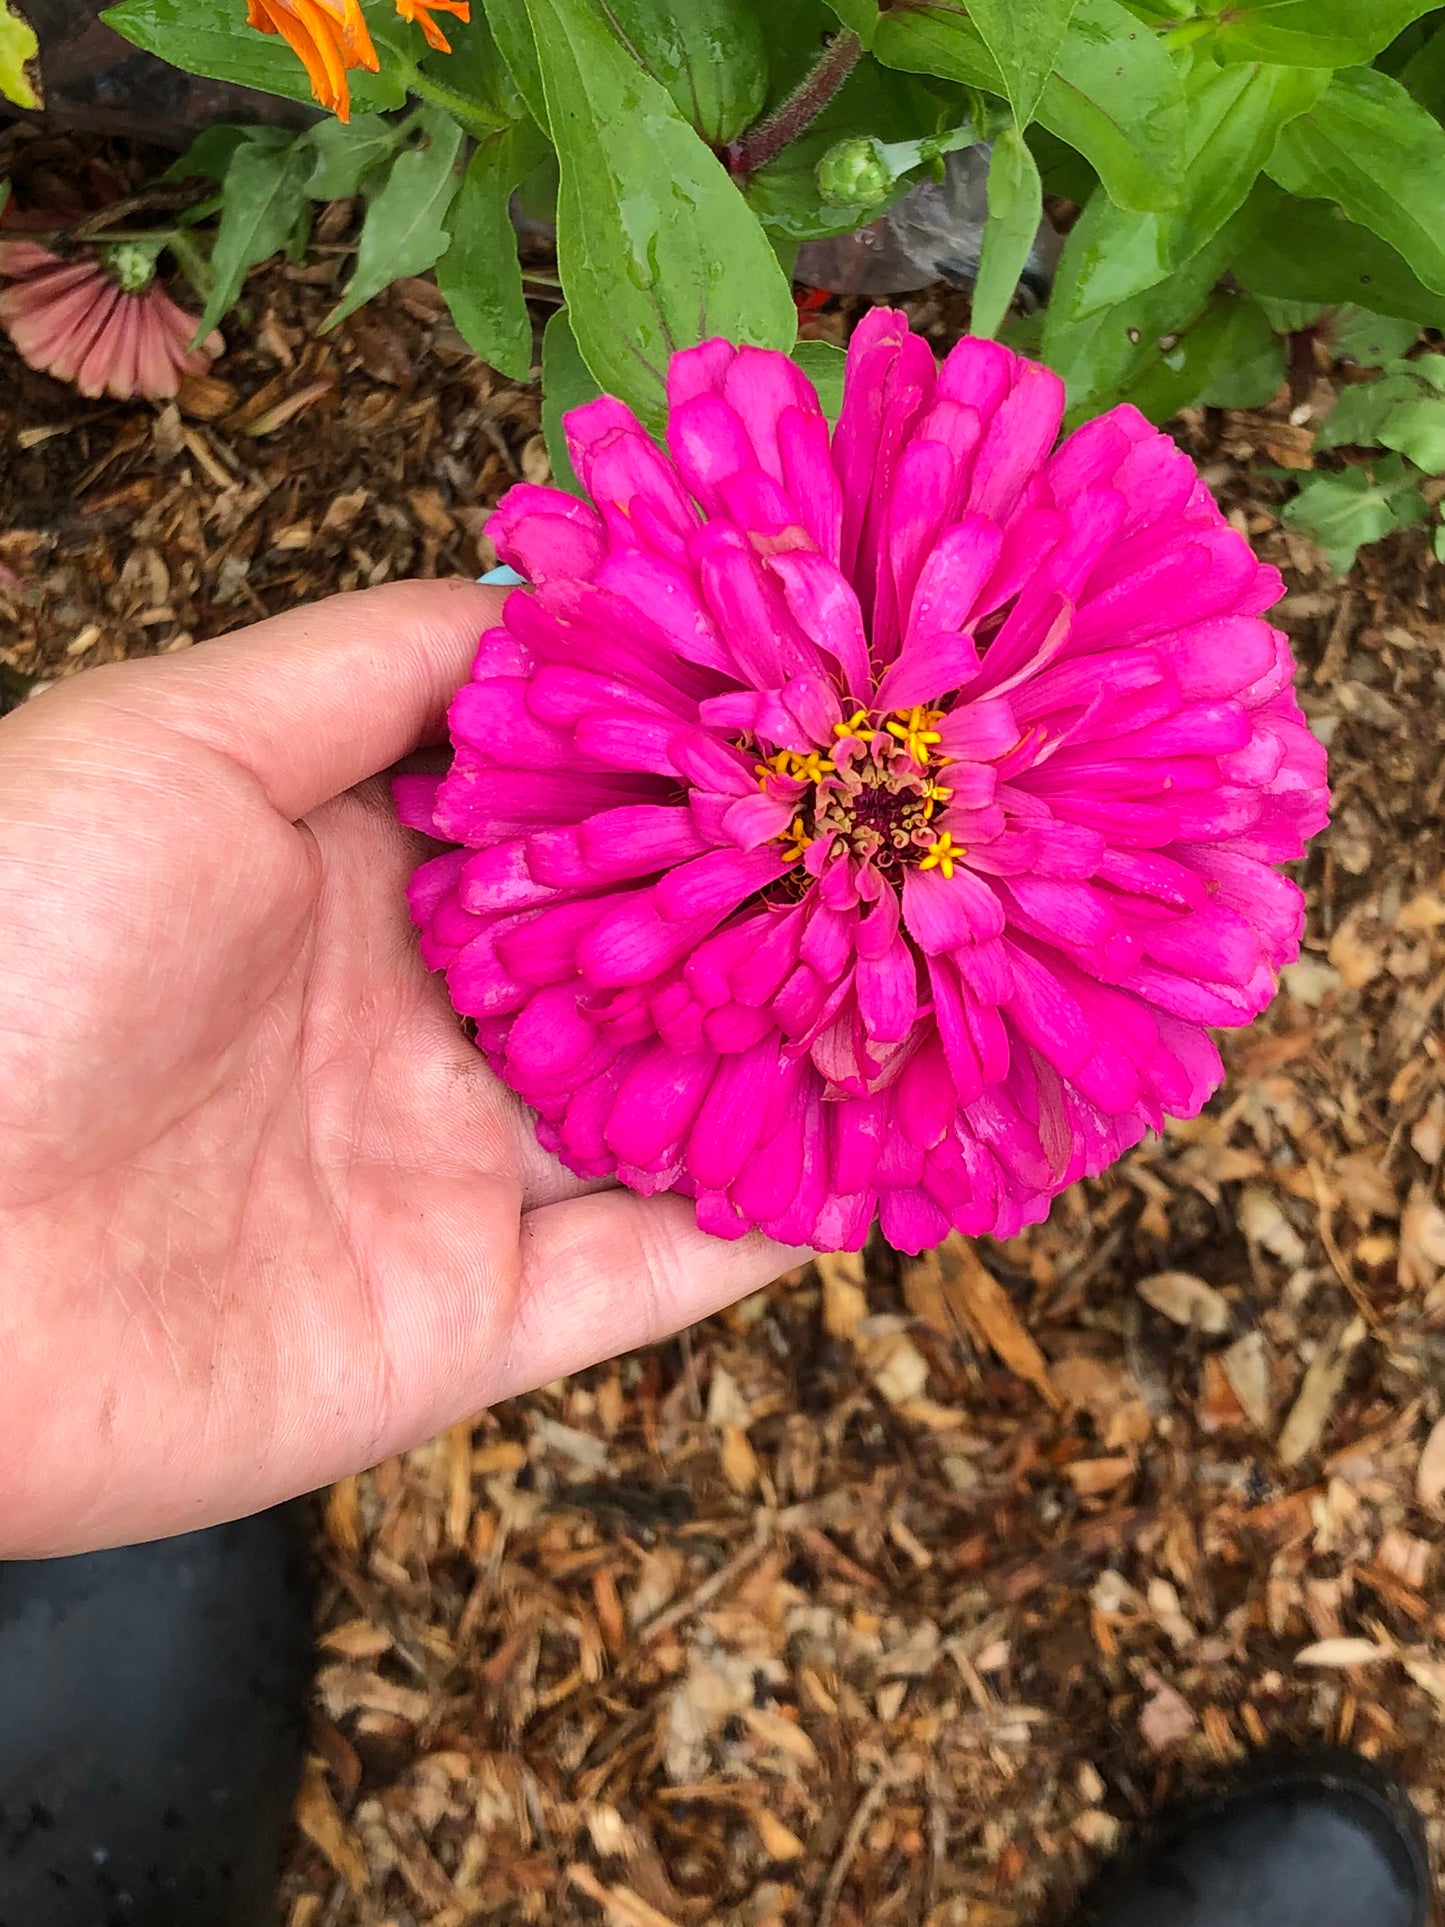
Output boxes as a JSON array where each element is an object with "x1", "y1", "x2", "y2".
[
  {"x1": 303, "y1": 115, "x2": 408, "y2": 200},
  {"x1": 965, "y1": 0, "x2": 1080, "y2": 128},
  {"x1": 1268, "y1": 67, "x2": 1445, "y2": 298},
  {"x1": 1399, "y1": 19, "x2": 1445, "y2": 118},
  {"x1": 1401, "y1": 351, "x2": 1445, "y2": 393},
  {"x1": 1379, "y1": 393, "x2": 1445, "y2": 471},
  {"x1": 970, "y1": 127, "x2": 1042, "y2": 338},
  {"x1": 102, "y1": 0, "x2": 407, "y2": 111},
  {"x1": 522, "y1": 0, "x2": 796, "y2": 431},
  {"x1": 196, "y1": 135, "x2": 313, "y2": 338},
  {"x1": 1042, "y1": 200, "x2": 1259, "y2": 419},
  {"x1": 1434, "y1": 516, "x2": 1445, "y2": 565},
  {"x1": 823, "y1": 0, "x2": 877, "y2": 44},
  {"x1": 0, "y1": 0, "x2": 40, "y2": 110},
  {"x1": 1330, "y1": 306, "x2": 1420, "y2": 365},
  {"x1": 541, "y1": 306, "x2": 602, "y2": 495},
  {"x1": 1054, "y1": 61, "x2": 1326, "y2": 325},
  {"x1": 1280, "y1": 456, "x2": 1429, "y2": 572},
  {"x1": 875, "y1": 0, "x2": 1185, "y2": 212},
  {"x1": 162, "y1": 124, "x2": 290, "y2": 186},
  {"x1": 1233, "y1": 180, "x2": 1445, "y2": 326},
  {"x1": 436, "y1": 118, "x2": 548, "y2": 379},
  {"x1": 322, "y1": 107, "x2": 464, "y2": 330},
  {"x1": 792, "y1": 338, "x2": 848, "y2": 421},
  {"x1": 1316, "y1": 360, "x2": 1445, "y2": 469},
  {"x1": 1112, "y1": 288, "x2": 1284, "y2": 419},
  {"x1": 601, "y1": 0, "x2": 768, "y2": 145},
  {"x1": 427, "y1": 3, "x2": 528, "y2": 119},
  {"x1": 1195, "y1": 295, "x2": 1287, "y2": 408},
  {"x1": 1199, "y1": 0, "x2": 1437, "y2": 68},
  {"x1": 1252, "y1": 294, "x2": 1324, "y2": 333},
  {"x1": 478, "y1": 0, "x2": 549, "y2": 127}
]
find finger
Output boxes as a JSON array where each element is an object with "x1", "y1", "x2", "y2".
[
  {"x1": 65, "y1": 578, "x2": 505, "y2": 821},
  {"x1": 502, "y1": 1190, "x2": 810, "y2": 1393}
]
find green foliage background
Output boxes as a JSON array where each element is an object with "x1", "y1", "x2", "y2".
[{"x1": 103, "y1": 0, "x2": 1445, "y2": 567}]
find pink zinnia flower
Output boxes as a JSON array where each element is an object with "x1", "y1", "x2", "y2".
[
  {"x1": 398, "y1": 312, "x2": 1328, "y2": 1255},
  {"x1": 0, "y1": 238, "x2": 222, "y2": 402}
]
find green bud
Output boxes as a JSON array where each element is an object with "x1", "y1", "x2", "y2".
[
  {"x1": 100, "y1": 241, "x2": 160, "y2": 295},
  {"x1": 816, "y1": 135, "x2": 895, "y2": 209}
]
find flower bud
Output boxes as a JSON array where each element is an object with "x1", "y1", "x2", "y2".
[{"x1": 816, "y1": 135, "x2": 895, "y2": 208}]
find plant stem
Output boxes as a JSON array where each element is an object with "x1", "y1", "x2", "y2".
[
  {"x1": 23, "y1": 227, "x2": 184, "y2": 247},
  {"x1": 723, "y1": 29, "x2": 863, "y2": 179},
  {"x1": 166, "y1": 228, "x2": 213, "y2": 301},
  {"x1": 374, "y1": 34, "x2": 508, "y2": 141}
]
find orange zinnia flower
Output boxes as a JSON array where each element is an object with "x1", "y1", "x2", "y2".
[
  {"x1": 245, "y1": 0, "x2": 380, "y2": 122},
  {"x1": 393, "y1": 0, "x2": 470, "y2": 54}
]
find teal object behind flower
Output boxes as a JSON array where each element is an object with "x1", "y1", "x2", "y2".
[{"x1": 400, "y1": 314, "x2": 1329, "y2": 1255}]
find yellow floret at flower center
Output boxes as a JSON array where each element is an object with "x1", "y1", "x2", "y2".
[{"x1": 757, "y1": 706, "x2": 961, "y2": 874}]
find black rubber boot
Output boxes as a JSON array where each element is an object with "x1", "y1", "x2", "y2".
[
  {"x1": 0, "y1": 1508, "x2": 313, "y2": 1927},
  {"x1": 1071, "y1": 1748, "x2": 1429, "y2": 1927}
]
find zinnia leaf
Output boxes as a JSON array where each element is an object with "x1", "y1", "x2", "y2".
[
  {"x1": 970, "y1": 126, "x2": 1043, "y2": 340},
  {"x1": 521, "y1": 0, "x2": 797, "y2": 432},
  {"x1": 196, "y1": 137, "x2": 314, "y2": 340},
  {"x1": 322, "y1": 106, "x2": 465, "y2": 332},
  {"x1": 436, "y1": 118, "x2": 550, "y2": 381},
  {"x1": 1267, "y1": 66, "x2": 1445, "y2": 298}
]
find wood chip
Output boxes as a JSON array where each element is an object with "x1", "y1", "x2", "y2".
[
  {"x1": 567, "y1": 1864, "x2": 682, "y2": 1927},
  {"x1": 754, "y1": 1807, "x2": 807, "y2": 1862},
  {"x1": 1277, "y1": 1319, "x2": 1367, "y2": 1468},
  {"x1": 1065, "y1": 1456, "x2": 1134, "y2": 1496},
  {"x1": 1239, "y1": 1186, "x2": 1308, "y2": 1266},
  {"x1": 294, "y1": 1760, "x2": 368, "y2": 1895},
  {"x1": 1416, "y1": 1415, "x2": 1445, "y2": 1508},
  {"x1": 818, "y1": 1251, "x2": 867, "y2": 1340},
  {"x1": 1138, "y1": 1675, "x2": 1196, "y2": 1751},
  {"x1": 938, "y1": 1239, "x2": 1059, "y2": 1409},
  {"x1": 1295, "y1": 1638, "x2": 1392, "y2": 1668},
  {"x1": 1137, "y1": 1270, "x2": 1232, "y2": 1334},
  {"x1": 1221, "y1": 1331, "x2": 1273, "y2": 1432}
]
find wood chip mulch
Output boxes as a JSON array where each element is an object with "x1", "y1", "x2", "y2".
[{"x1": 4, "y1": 214, "x2": 1445, "y2": 1927}]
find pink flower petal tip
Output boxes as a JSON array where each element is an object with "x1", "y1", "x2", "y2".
[
  {"x1": 399, "y1": 314, "x2": 1329, "y2": 1255},
  {"x1": 0, "y1": 240, "x2": 223, "y2": 402}
]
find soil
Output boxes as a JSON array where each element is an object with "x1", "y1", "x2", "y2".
[{"x1": 4, "y1": 147, "x2": 1445, "y2": 1927}]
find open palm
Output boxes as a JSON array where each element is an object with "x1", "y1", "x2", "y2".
[{"x1": 0, "y1": 581, "x2": 795, "y2": 1557}]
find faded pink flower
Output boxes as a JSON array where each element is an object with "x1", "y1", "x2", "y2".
[
  {"x1": 0, "y1": 238, "x2": 222, "y2": 402},
  {"x1": 398, "y1": 313, "x2": 1329, "y2": 1255}
]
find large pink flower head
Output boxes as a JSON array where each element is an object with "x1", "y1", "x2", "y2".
[{"x1": 398, "y1": 312, "x2": 1328, "y2": 1255}]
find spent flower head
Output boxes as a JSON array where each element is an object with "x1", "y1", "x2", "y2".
[{"x1": 0, "y1": 235, "x2": 221, "y2": 401}]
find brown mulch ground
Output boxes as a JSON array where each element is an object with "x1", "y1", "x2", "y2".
[{"x1": 4, "y1": 169, "x2": 1445, "y2": 1927}]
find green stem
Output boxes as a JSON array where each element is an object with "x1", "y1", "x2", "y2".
[
  {"x1": 374, "y1": 33, "x2": 509, "y2": 140},
  {"x1": 879, "y1": 121, "x2": 981, "y2": 177},
  {"x1": 166, "y1": 228, "x2": 213, "y2": 301},
  {"x1": 24, "y1": 226, "x2": 183, "y2": 247},
  {"x1": 724, "y1": 29, "x2": 863, "y2": 179}
]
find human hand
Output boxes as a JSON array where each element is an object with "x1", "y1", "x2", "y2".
[{"x1": 0, "y1": 581, "x2": 800, "y2": 1557}]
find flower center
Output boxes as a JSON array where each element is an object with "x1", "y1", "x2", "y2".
[
  {"x1": 759, "y1": 706, "x2": 959, "y2": 875},
  {"x1": 99, "y1": 241, "x2": 161, "y2": 296}
]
